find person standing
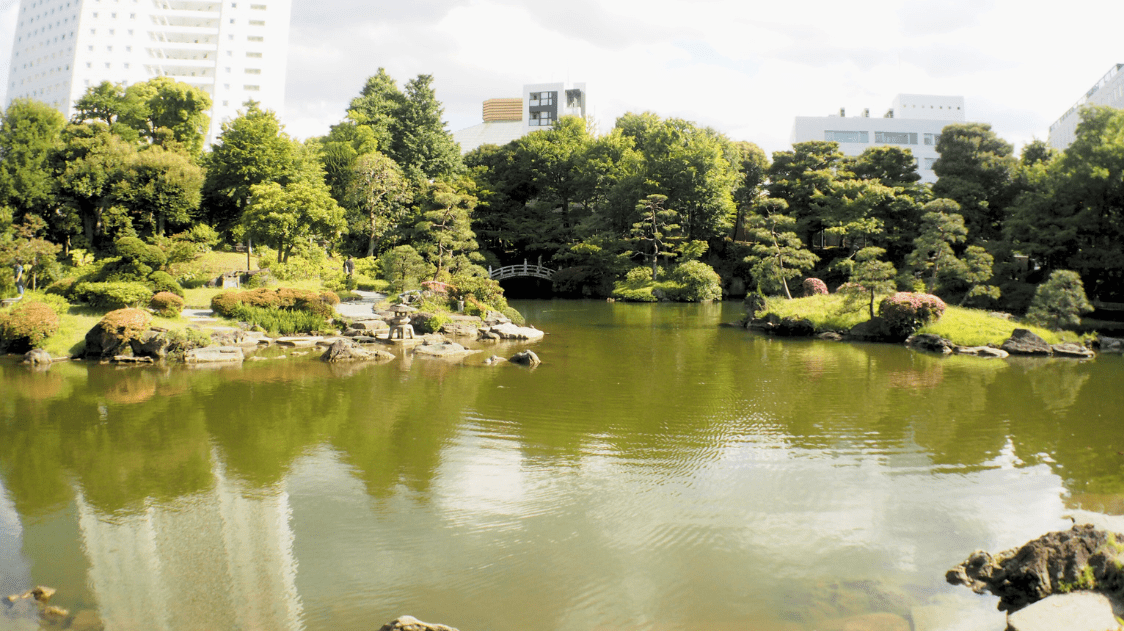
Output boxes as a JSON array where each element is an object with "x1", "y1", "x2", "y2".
[
  {"x1": 343, "y1": 256, "x2": 355, "y2": 278},
  {"x1": 13, "y1": 260, "x2": 24, "y2": 298}
]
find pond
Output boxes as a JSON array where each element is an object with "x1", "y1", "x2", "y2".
[{"x1": 2, "y1": 300, "x2": 1123, "y2": 631}]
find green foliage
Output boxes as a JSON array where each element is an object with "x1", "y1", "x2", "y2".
[
  {"x1": 210, "y1": 287, "x2": 336, "y2": 321},
  {"x1": 759, "y1": 293, "x2": 871, "y2": 332},
  {"x1": 840, "y1": 247, "x2": 897, "y2": 318},
  {"x1": 346, "y1": 151, "x2": 410, "y2": 256},
  {"x1": 147, "y1": 271, "x2": 184, "y2": 297},
  {"x1": 0, "y1": 301, "x2": 60, "y2": 350},
  {"x1": 417, "y1": 311, "x2": 450, "y2": 334},
  {"x1": 45, "y1": 277, "x2": 76, "y2": 298},
  {"x1": 413, "y1": 180, "x2": 481, "y2": 279},
  {"x1": 0, "y1": 99, "x2": 66, "y2": 223},
  {"x1": 116, "y1": 236, "x2": 167, "y2": 269},
  {"x1": 666, "y1": 260, "x2": 722, "y2": 302},
  {"x1": 379, "y1": 244, "x2": 431, "y2": 292},
  {"x1": 449, "y1": 272, "x2": 508, "y2": 311},
  {"x1": 1026, "y1": 270, "x2": 1093, "y2": 330},
  {"x1": 742, "y1": 200, "x2": 819, "y2": 299},
  {"x1": 150, "y1": 291, "x2": 185, "y2": 317},
  {"x1": 625, "y1": 266, "x2": 653, "y2": 283},
  {"x1": 501, "y1": 306, "x2": 525, "y2": 326},
  {"x1": 74, "y1": 281, "x2": 154, "y2": 309},
  {"x1": 932, "y1": 122, "x2": 1016, "y2": 242},
  {"x1": 244, "y1": 179, "x2": 346, "y2": 263},
  {"x1": 907, "y1": 200, "x2": 968, "y2": 293},
  {"x1": 26, "y1": 292, "x2": 70, "y2": 315},
  {"x1": 917, "y1": 307, "x2": 1063, "y2": 347},
  {"x1": 227, "y1": 303, "x2": 326, "y2": 335}
]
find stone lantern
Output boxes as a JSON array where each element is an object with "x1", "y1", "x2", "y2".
[{"x1": 388, "y1": 303, "x2": 418, "y2": 340}]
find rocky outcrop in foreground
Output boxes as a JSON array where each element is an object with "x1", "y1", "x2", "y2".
[
  {"x1": 947, "y1": 525, "x2": 1124, "y2": 613},
  {"x1": 377, "y1": 616, "x2": 459, "y2": 631}
]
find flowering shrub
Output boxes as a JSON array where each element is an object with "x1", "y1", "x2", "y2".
[
  {"x1": 0, "y1": 302, "x2": 60, "y2": 351},
  {"x1": 878, "y1": 292, "x2": 946, "y2": 335},
  {"x1": 150, "y1": 292, "x2": 185, "y2": 317},
  {"x1": 803, "y1": 277, "x2": 828, "y2": 297},
  {"x1": 835, "y1": 282, "x2": 866, "y2": 294}
]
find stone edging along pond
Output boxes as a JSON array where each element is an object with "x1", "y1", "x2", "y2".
[{"x1": 736, "y1": 313, "x2": 1124, "y2": 360}]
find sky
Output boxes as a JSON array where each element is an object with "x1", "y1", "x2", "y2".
[{"x1": 0, "y1": 0, "x2": 1122, "y2": 157}]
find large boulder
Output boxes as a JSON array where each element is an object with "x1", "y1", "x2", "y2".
[
  {"x1": 1052, "y1": 342, "x2": 1095, "y2": 359},
  {"x1": 130, "y1": 330, "x2": 172, "y2": 359},
  {"x1": 947, "y1": 525, "x2": 1124, "y2": 613},
  {"x1": 907, "y1": 333, "x2": 954, "y2": 354},
  {"x1": 413, "y1": 341, "x2": 476, "y2": 358},
  {"x1": 1001, "y1": 329, "x2": 1052, "y2": 356},
  {"x1": 349, "y1": 319, "x2": 389, "y2": 332},
  {"x1": 441, "y1": 318, "x2": 482, "y2": 338},
  {"x1": 377, "y1": 616, "x2": 459, "y2": 631},
  {"x1": 1095, "y1": 336, "x2": 1123, "y2": 354},
  {"x1": 846, "y1": 317, "x2": 902, "y2": 343},
  {"x1": 84, "y1": 309, "x2": 152, "y2": 358},
  {"x1": 955, "y1": 345, "x2": 1010, "y2": 358},
  {"x1": 22, "y1": 349, "x2": 52, "y2": 366},
  {"x1": 1006, "y1": 592, "x2": 1121, "y2": 631},
  {"x1": 510, "y1": 350, "x2": 541, "y2": 367},
  {"x1": 483, "y1": 322, "x2": 545, "y2": 341},
  {"x1": 320, "y1": 338, "x2": 394, "y2": 362}
]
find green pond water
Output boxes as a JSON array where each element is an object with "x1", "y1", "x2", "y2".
[{"x1": 2, "y1": 300, "x2": 1123, "y2": 631}]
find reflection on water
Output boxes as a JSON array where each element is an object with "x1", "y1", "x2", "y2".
[{"x1": 1, "y1": 300, "x2": 1123, "y2": 631}]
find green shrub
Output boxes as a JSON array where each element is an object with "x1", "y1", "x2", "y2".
[
  {"x1": 667, "y1": 261, "x2": 722, "y2": 302},
  {"x1": 502, "y1": 306, "x2": 526, "y2": 326},
  {"x1": 148, "y1": 270, "x2": 185, "y2": 297},
  {"x1": 242, "y1": 287, "x2": 283, "y2": 309},
  {"x1": 74, "y1": 281, "x2": 154, "y2": 309},
  {"x1": 160, "y1": 327, "x2": 213, "y2": 358},
  {"x1": 150, "y1": 292, "x2": 185, "y2": 317},
  {"x1": 1026, "y1": 270, "x2": 1093, "y2": 330},
  {"x1": 319, "y1": 291, "x2": 340, "y2": 306},
  {"x1": 210, "y1": 292, "x2": 241, "y2": 317},
  {"x1": 0, "y1": 301, "x2": 60, "y2": 351},
  {"x1": 879, "y1": 292, "x2": 947, "y2": 337},
  {"x1": 355, "y1": 277, "x2": 390, "y2": 292},
  {"x1": 612, "y1": 285, "x2": 659, "y2": 302},
  {"x1": 242, "y1": 270, "x2": 273, "y2": 289},
  {"x1": 417, "y1": 312, "x2": 450, "y2": 334},
  {"x1": 451, "y1": 273, "x2": 508, "y2": 311},
  {"x1": 115, "y1": 236, "x2": 167, "y2": 269},
  {"x1": 99, "y1": 308, "x2": 153, "y2": 343},
  {"x1": 625, "y1": 266, "x2": 653, "y2": 283},
  {"x1": 46, "y1": 277, "x2": 76, "y2": 298},
  {"x1": 228, "y1": 304, "x2": 326, "y2": 335}
]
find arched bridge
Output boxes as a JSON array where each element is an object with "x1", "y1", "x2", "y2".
[{"x1": 489, "y1": 258, "x2": 556, "y2": 281}]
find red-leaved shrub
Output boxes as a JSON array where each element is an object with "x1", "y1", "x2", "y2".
[
  {"x1": 802, "y1": 277, "x2": 828, "y2": 297},
  {"x1": 878, "y1": 292, "x2": 946, "y2": 335}
]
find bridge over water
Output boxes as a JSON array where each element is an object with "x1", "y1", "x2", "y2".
[{"x1": 488, "y1": 258, "x2": 556, "y2": 281}]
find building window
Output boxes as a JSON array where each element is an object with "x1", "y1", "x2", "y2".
[
  {"x1": 529, "y1": 91, "x2": 555, "y2": 107},
  {"x1": 923, "y1": 133, "x2": 940, "y2": 146},
  {"x1": 245, "y1": 68, "x2": 260, "y2": 74},
  {"x1": 923, "y1": 157, "x2": 937, "y2": 170},
  {"x1": 529, "y1": 111, "x2": 553, "y2": 127},
  {"x1": 247, "y1": 51, "x2": 261, "y2": 57},
  {"x1": 248, "y1": 35, "x2": 263, "y2": 41},
  {"x1": 875, "y1": 131, "x2": 917, "y2": 145},
  {"x1": 824, "y1": 130, "x2": 868, "y2": 143},
  {"x1": 251, "y1": 3, "x2": 266, "y2": 8},
  {"x1": 244, "y1": 84, "x2": 260, "y2": 91},
  {"x1": 249, "y1": 19, "x2": 264, "y2": 25}
]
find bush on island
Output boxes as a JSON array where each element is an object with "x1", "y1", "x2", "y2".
[
  {"x1": 879, "y1": 292, "x2": 946, "y2": 337},
  {"x1": 803, "y1": 277, "x2": 829, "y2": 297},
  {"x1": 0, "y1": 302, "x2": 60, "y2": 351},
  {"x1": 150, "y1": 292, "x2": 185, "y2": 317},
  {"x1": 1026, "y1": 270, "x2": 1093, "y2": 331},
  {"x1": 667, "y1": 261, "x2": 722, "y2": 302}
]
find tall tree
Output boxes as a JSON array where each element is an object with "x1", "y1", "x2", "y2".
[
  {"x1": 243, "y1": 179, "x2": 346, "y2": 263},
  {"x1": 348, "y1": 69, "x2": 405, "y2": 152},
  {"x1": 0, "y1": 99, "x2": 66, "y2": 225},
  {"x1": 391, "y1": 74, "x2": 462, "y2": 182},
  {"x1": 906, "y1": 199, "x2": 968, "y2": 292},
  {"x1": 412, "y1": 180, "x2": 480, "y2": 279},
  {"x1": 114, "y1": 146, "x2": 205, "y2": 237},
  {"x1": 767, "y1": 140, "x2": 846, "y2": 247},
  {"x1": 932, "y1": 123, "x2": 1016, "y2": 242},
  {"x1": 742, "y1": 199, "x2": 819, "y2": 299},
  {"x1": 629, "y1": 194, "x2": 680, "y2": 279},
  {"x1": 202, "y1": 102, "x2": 299, "y2": 231},
  {"x1": 348, "y1": 151, "x2": 410, "y2": 256},
  {"x1": 50, "y1": 123, "x2": 136, "y2": 248},
  {"x1": 731, "y1": 141, "x2": 769, "y2": 241},
  {"x1": 73, "y1": 78, "x2": 212, "y2": 153}
]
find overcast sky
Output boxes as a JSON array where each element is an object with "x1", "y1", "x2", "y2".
[{"x1": 2, "y1": 0, "x2": 1123, "y2": 156}]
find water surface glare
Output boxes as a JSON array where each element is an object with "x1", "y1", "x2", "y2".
[{"x1": 2, "y1": 300, "x2": 1123, "y2": 631}]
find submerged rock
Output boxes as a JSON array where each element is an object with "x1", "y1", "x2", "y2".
[
  {"x1": 1001, "y1": 329, "x2": 1052, "y2": 356},
  {"x1": 22, "y1": 349, "x2": 52, "y2": 366},
  {"x1": 907, "y1": 333, "x2": 954, "y2": 354},
  {"x1": 320, "y1": 338, "x2": 394, "y2": 362},
  {"x1": 1006, "y1": 592, "x2": 1121, "y2": 631},
  {"x1": 377, "y1": 615, "x2": 459, "y2": 631},
  {"x1": 184, "y1": 346, "x2": 244, "y2": 363},
  {"x1": 1095, "y1": 336, "x2": 1123, "y2": 354},
  {"x1": 1052, "y1": 342, "x2": 1095, "y2": 359},
  {"x1": 947, "y1": 525, "x2": 1124, "y2": 613},
  {"x1": 954, "y1": 345, "x2": 1009, "y2": 358},
  {"x1": 509, "y1": 350, "x2": 541, "y2": 367}
]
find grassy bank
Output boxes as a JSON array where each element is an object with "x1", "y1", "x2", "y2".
[{"x1": 759, "y1": 294, "x2": 1076, "y2": 347}]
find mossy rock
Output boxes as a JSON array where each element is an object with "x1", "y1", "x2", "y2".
[{"x1": 84, "y1": 308, "x2": 153, "y2": 358}]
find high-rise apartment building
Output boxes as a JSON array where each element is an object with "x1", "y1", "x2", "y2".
[
  {"x1": 791, "y1": 94, "x2": 966, "y2": 183},
  {"x1": 6, "y1": 0, "x2": 292, "y2": 144},
  {"x1": 454, "y1": 81, "x2": 587, "y2": 154},
  {"x1": 1049, "y1": 63, "x2": 1124, "y2": 151}
]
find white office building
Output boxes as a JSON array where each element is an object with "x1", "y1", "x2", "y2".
[
  {"x1": 791, "y1": 94, "x2": 966, "y2": 183},
  {"x1": 1049, "y1": 63, "x2": 1124, "y2": 151},
  {"x1": 454, "y1": 81, "x2": 587, "y2": 154},
  {"x1": 6, "y1": 0, "x2": 292, "y2": 145}
]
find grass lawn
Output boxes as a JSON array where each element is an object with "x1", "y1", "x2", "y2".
[{"x1": 761, "y1": 293, "x2": 1078, "y2": 347}]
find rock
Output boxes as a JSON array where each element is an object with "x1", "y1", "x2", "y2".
[
  {"x1": 349, "y1": 319, "x2": 389, "y2": 331},
  {"x1": 30, "y1": 586, "x2": 55, "y2": 602},
  {"x1": 908, "y1": 333, "x2": 954, "y2": 354},
  {"x1": 348, "y1": 335, "x2": 383, "y2": 345},
  {"x1": 275, "y1": 336, "x2": 324, "y2": 348},
  {"x1": 414, "y1": 341, "x2": 476, "y2": 358},
  {"x1": 1052, "y1": 342, "x2": 1096, "y2": 359},
  {"x1": 129, "y1": 330, "x2": 171, "y2": 358},
  {"x1": 485, "y1": 322, "x2": 545, "y2": 341},
  {"x1": 989, "y1": 311, "x2": 1014, "y2": 320},
  {"x1": 509, "y1": 350, "x2": 541, "y2": 367},
  {"x1": 211, "y1": 330, "x2": 266, "y2": 348},
  {"x1": 947, "y1": 525, "x2": 1124, "y2": 612},
  {"x1": 1095, "y1": 336, "x2": 1123, "y2": 353},
  {"x1": 483, "y1": 311, "x2": 511, "y2": 326},
  {"x1": 1006, "y1": 592, "x2": 1121, "y2": 631},
  {"x1": 377, "y1": 615, "x2": 459, "y2": 631},
  {"x1": 321, "y1": 338, "x2": 395, "y2": 362},
  {"x1": 1001, "y1": 329, "x2": 1053, "y2": 356},
  {"x1": 754, "y1": 315, "x2": 815, "y2": 337},
  {"x1": 955, "y1": 345, "x2": 1010, "y2": 358},
  {"x1": 440, "y1": 320, "x2": 481, "y2": 337},
  {"x1": 22, "y1": 349, "x2": 52, "y2": 366},
  {"x1": 112, "y1": 355, "x2": 154, "y2": 364},
  {"x1": 483, "y1": 355, "x2": 506, "y2": 365},
  {"x1": 184, "y1": 346, "x2": 244, "y2": 363},
  {"x1": 847, "y1": 317, "x2": 901, "y2": 342},
  {"x1": 42, "y1": 605, "x2": 69, "y2": 620},
  {"x1": 815, "y1": 612, "x2": 910, "y2": 631},
  {"x1": 818, "y1": 331, "x2": 844, "y2": 341}
]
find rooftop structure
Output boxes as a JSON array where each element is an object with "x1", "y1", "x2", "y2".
[
  {"x1": 454, "y1": 81, "x2": 587, "y2": 154},
  {"x1": 1049, "y1": 64, "x2": 1124, "y2": 151},
  {"x1": 6, "y1": 0, "x2": 293, "y2": 145},
  {"x1": 791, "y1": 94, "x2": 966, "y2": 183}
]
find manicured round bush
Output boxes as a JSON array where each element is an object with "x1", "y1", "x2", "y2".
[
  {"x1": 148, "y1": 270, "x2": 185, "y2": 297},
  {"x1": 625, "y1": 266, "x2": 653, "y2": 284},
  {"x1": 0, "y1": 302, "x2": 60, "y2": 351},
  {"x1": 836, "y1": 282, "x2": 867, "y2": 294},
  {"x1": 319, "y1": 290, "x2": 340, "y2": 306},
  {"x1": 150, "y1": 292, "x2": 185, "y2": 317},
  {"x1": 74, "y1": 281, "x2": 154, "y2": 309},
  {"x1": 210, "y1": 292, "x2": 241, "y2": 317},
  {"x1": 502, "y1": 306, "x2": 526, "y2": 326},
  {"x1": 115, "y1": 236, "x2": 167, "y2": 269},
  {"x1": 668, "y1": 260, "x2": 722, "y2": 302},
  {"x1": 878, "y1": 292, "x2": 946, "y2": 335},
  {"x1": 803, "y1": 277, "x2": 828, "y2": 297},
  {"x1": 241, "y1": 288, "x2": 282, "y2": 309}
]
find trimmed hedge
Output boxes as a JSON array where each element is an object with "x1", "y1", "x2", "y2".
[
  {"x1": 150, "y1": 292, "x2": 185, "y2": 317},
  {"x1": 74, "y1": 281, "x2": 154, "y2": 309},
  {"x1": 148, "y1": 271, "x2": 185, "y2": 297},
  {"x1": 210, "y1": 287, "x2": 337, "y2": 322},
  {"x1": 803, "y1": 277, "x2": 828, "y2": 297},
  {"x1": 879, "y1": 292, "x2": 947, "y2": 336},
  {"x1": 0, "y1": 302, "x2": 60, "y2": 351}
]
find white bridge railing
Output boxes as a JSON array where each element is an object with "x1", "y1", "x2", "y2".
[{"x1": 489, "y1": 258, "x2": 556, "y2": 281}]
